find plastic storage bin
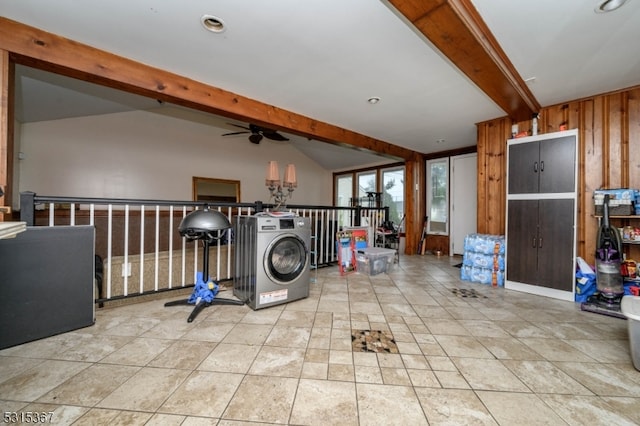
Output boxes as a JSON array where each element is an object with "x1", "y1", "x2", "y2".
[
  {"x1": 356, "y1": 247, "x2": 395, "y2": 276},
  {"x1": 621, "y1": 296, "x2": 640, "y2": 371},
  {"x1": 594, "y1": 188, "x2": 637, "y2": 216}
]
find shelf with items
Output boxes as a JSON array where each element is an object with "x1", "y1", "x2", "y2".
[{"x1": 595, "y1": 216, "x2": 640, "y2": 244}]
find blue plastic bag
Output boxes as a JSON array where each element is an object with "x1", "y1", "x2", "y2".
[
  {"x1": 187, "y1": 271, "x2": 219, "y2": 304},
  {"x1": 575, "y1": 257, "x2": 596, "y2": 302}
]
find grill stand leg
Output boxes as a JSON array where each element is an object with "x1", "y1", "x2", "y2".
[{"x1": 165, "y1": 241, "x2": 244, "y2": 322}]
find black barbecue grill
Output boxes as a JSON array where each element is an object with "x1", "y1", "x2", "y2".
[{"x1": 165, "y1": 208, "x2": 244, "y2": 322}]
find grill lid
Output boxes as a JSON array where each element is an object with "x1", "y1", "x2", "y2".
[{"x1": 179, "y1": 209, "x2": 231, "y2": 242}]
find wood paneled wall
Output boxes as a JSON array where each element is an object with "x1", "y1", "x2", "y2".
[
  {"x1": 0, "y1": 50, "x2": 13, "y2": 221},
  {"x1": 477, "y1": 86, "x2": 640, "y2": 264}
]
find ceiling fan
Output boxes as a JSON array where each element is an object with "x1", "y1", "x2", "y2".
[{"x1": 222, "y1": 123, "x2": 289, "y2": 144}]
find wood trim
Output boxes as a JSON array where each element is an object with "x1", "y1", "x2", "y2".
[
  {"x1": 0, "y1": 17, "x2": 418, "y2": 162},
  {"x1": 331, "y1": 162, "x2": 405, "y2": 178},
  {"x1": 475, "y1": 117, "x2": 509, "y2": 235},
  {"x1": 422, "y1": 144, "x2": 476, "y2": 161},
  {"x1": 387, "y1": 0, "x2": 539, "y2": 121},
  {"x1": 0, "y1": 49, "x2": 14, "y2": 221},
  {"x1": 403, "y1": 153, "x2": 424, "y2": 254}
]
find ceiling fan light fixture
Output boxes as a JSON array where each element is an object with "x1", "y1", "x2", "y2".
[
  {"x1": 249, "y1": 134, "x2": 263, "y2": 144},
  {"x1": 201, "y1": 15, "x2": 226, "y2": 33},
  {"x1": 595, "y1": 0, "x2": 627, "y2": 13}
]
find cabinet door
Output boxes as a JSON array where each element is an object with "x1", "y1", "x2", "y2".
[
  {"x1": 539, "y1": 136, "x2": 576, "y2": 193},
  {"x1": 537, "y1": 199, "x2": 575, "y2": 291},
  {"x1": 506, "y1": 200, "x2": 539, "y2": 285},
  {"x1": 508, "y1": 142, "x2": 540, "y2": 194}
]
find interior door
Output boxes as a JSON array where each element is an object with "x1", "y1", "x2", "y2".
[{"x1": 450, "y1": 153, "x2": 477, "y2": 255}]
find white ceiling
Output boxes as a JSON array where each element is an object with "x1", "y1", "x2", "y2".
[{"x1": 4, "y1": 0, "x2": 640, "y2": 169}]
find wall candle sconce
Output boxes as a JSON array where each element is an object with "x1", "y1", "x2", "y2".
[{"x1": 265, "y1": 161, "x2": 297, "y2": 209}]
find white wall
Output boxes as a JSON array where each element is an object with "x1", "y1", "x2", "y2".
[{"x1": 17, "y1": 108, "x2": 332, "y2": 206}]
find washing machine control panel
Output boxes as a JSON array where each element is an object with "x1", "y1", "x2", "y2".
[
  {"x1": 279, "y1": 219, "x2": 294, "y2": 229},
  {"x1": 257, "y1": 216, "x2": 309, "y2": 231}
]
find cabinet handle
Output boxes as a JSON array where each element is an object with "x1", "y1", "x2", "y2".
[
  {"x1": 534, "y1": 161, "x2": 538, "y2": 173},
  {"x1": 540, "y1": 161, "x2": 544, "y2": 172},
  {"x1": 539, "y1": 237, "x2": 543, "y2": 248},
  {"x1": 532, "y1": 237, "x2": 537, "y2": 248}
]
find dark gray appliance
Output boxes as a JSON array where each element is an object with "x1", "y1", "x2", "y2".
[{"x1": 0, "y1": 226, "x2": 95, "y2": 349}]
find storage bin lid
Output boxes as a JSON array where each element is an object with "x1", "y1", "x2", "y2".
[
  {"x1": 621, "y1": 296, "x2": 640, "y2": 321},
  {"x1": 357, "y1": 247, "x2": 396, "y2": 255}
]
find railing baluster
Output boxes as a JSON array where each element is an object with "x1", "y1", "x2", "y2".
[
  {"x1": 139, "y1": 205, "x2": 145, "y2": 294},
  {"x1": 106, "y1": 204, "x2": 113, "y2": 299},
  {"x1": 225, "y1": 206, "x2": 232, "y2": 279},
  {"x1": 168, "y1": 205, "x2": 174, "y2": 289},
  {"x1": 48, "y1": 203, "x2": 54, "y2": 226},
  {"x1": 214, "y1": 205, "x2": 221, "y2": 280},
  {"x1": 154, "y1": 205, "x2": 160, "y2": 292},
  {"x1": 181, "y1": 206, "x2": 187, "y2": 287},
  {"x1": 192, "y1": 207, "x2": 198, "y2": 283},
  {"x1": 123, "y1": 204, "x2": 129, "y2": 297},
  {"x1": 333, "y1": 209, "x2": 338, "y2": 262}
]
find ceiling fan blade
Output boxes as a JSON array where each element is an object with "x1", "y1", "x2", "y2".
[
  {"x1": 262, "y1": 131, "x2": 289, "y2": 141},
  {"x1": 221, "y1": 131, "x2": 250, "y2": 136},
  {"x1": 224, "y1": 123, "x2": 286, "y2": 142},
  {"x1": 228, "y1": 123, "x2": 252, "y2": 131}
]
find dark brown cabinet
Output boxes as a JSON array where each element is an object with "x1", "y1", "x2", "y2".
[
  {"x1": 508, "y1": 135, "x2": 576, "y2": 194},
  {"x1": 505, "y1": 130, "x2": 578, "y2": 301},
  {"x1": 506, "y1": 199, "x2": 575, "y2": 292}
]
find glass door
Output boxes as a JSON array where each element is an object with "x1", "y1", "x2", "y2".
[{"x1": 426, "y1": 158, "x2": 449, "y2": 235}]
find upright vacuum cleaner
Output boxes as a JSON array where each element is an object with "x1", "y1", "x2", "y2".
[{"x1": 581, "y1": 194, "x2": 626, "y2": 318}]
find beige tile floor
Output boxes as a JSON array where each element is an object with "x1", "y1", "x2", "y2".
[{"x1": 2, "y1": 254, "x2": 640, "y2": 425}]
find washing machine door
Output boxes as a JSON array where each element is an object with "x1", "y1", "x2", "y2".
[{"x1": 264, "y1": 234, "x2": 309, "y2": 285}]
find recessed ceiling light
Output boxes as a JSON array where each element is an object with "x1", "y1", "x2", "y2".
[
  {"x1": 201, "y1": 15, "x2": 226, "y2": 33},
  {"x1": 367, "y1": 97, "x2": 381, "y2": 104},
  {"x1": 436, "y1": 139, "x2": 445, "y2": 144},
  {"x1": 595, "y1": 0, "x2": 627, "y2": 13}
]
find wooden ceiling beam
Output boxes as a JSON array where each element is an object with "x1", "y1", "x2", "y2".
[
  {"x1": 387, "y1": 0, "x2": 540, "y2": 122},
  {"x1": 0, "y1": 17, "x2": 417, "y2": 161}
]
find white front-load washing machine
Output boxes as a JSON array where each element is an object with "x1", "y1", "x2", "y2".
[{"x1": 234, "y1": 215, "x2": 311, "y2": 310}]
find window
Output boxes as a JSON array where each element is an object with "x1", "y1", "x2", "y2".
[
  {"x1": 381, "y1": 166, "x2": 404, "y2": 228},
  {"x1": 335, "y1": 174, "x2": 353, "y2": 207},
  {"x1": 357, "y1": 171, "x2": 377, "y2": 203},
  {"x1": 335, "y1": 174, "x2": 353, "y2": 227},
  {"x1": 426, "y1": 158, "x2": 449, "y2": 235},
  {"x1": 333, "y1": 164, "x2": 405, "y2": 228}
]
